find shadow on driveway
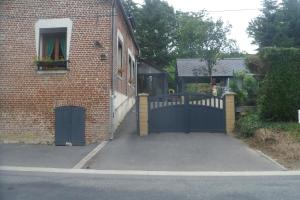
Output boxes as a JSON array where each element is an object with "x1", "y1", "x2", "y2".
[{"x1": 87, "y1": 109, "x2": 283, "y2": 171}]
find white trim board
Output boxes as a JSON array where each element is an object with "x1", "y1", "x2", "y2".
[
  {"x1": 117, "y1": 29, "x2": 124, "y2": 43},
  {"x1": 73, "y1": 141, "x2": 108, "y2": 169},
  {"x1": 35, "y1": 18, "x2": 73, "y2": 59},
  {"x1": 1, "y1": 167, "x2": 300, "y2": 177}
]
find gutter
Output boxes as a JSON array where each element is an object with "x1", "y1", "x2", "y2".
[
  {"x1": 110, "y1": 0, "x2": 117, "y2": 140},
  {"x1": 116, "y1": 0, "x2": 140, "y2": 52}
]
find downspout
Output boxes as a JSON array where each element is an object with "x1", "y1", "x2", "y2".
[{"x1": 110, "y1": 0, "x2": 117, "y2": 140}]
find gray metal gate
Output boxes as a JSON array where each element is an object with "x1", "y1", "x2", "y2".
[
  {"x1": 55, "y1": 106, "x2": 86, "y2": 146},
  {"x1": 149, "y1": 93, "x2": 225, "y2": 133}
]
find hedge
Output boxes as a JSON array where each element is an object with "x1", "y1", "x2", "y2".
[{"x1": 258, "y1": 48, "x2": 300, "y2": 122}]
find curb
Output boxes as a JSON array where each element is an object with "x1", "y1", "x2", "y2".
[
  {"x1": 255, "y1": 150, "x2": 287, "y2": 171},
  {"x1": 73, "y1": 141, "x2": 108, "y2": 169},
  {"x1": 1, "y1": 166, "x2": 300, "y2": 177}
]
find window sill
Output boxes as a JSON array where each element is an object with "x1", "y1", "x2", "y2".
[{"x1": 36, "y1": 70, "x2": 69, "y2": 75}]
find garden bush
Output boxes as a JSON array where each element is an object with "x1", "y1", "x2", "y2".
[
  {"x1": 236, "y1": 112, "x2": 300, "y2": 139},
  {"x1": 229, "y1": 70, "x2": 258, "y2": 106},
  {"x1": 258, "y1": 48, "x2": 300, "y2": 122},
  {"x1": 236, "y1": 112, "x2": 262, "y2": 138},
  {"x1": 184, "y1": 83, "x2": 211, "y2": 94}
]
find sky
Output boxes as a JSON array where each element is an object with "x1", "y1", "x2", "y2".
[{"x1": 133, "y1": 0, "x2": 263, "y2": 54}]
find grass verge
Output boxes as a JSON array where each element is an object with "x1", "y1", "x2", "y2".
[{"x1": 236, "y1": 113, "x2": 300, "y2": 170}]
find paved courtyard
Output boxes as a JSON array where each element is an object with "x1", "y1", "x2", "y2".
[{"x1": 86, "y1": 110, "x2": 283, "y2": 171}]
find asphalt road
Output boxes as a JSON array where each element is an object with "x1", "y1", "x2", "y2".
[{"x1": 1, "y1": 171, "x2": 300, "y2": 200}]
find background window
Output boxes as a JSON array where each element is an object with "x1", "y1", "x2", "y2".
[
  {"x1": 117, "y1": 41, "x2": 123, "y2": 76},
  {"x1": 128, "y1": 56, "x2": 132, "y2": 80},
  {"x1": 128, "y1": 55, "x2": 135, "y2": 85},
  {"x1": 132, "y1": 60, "x2": 135, "y2": 80}
]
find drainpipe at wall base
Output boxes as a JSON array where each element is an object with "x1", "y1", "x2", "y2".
[
  {"x1": 109, "y1": 90, "x2": 115, "y2": 141},
  {"x1": 110, "y1": 0, "x2": 117, "y2": 140}
]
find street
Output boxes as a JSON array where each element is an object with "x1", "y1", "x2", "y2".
[{"x1": 1, "y1": 170, "x2": 300, "y2": 200}]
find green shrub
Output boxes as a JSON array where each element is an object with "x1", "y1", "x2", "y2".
[
  {"x1": 236, "y1": 112, "x2": 300, "y2": 140},
  {"x1": 185, "y1": 83, "x2": 211, "y2": 93},
  {"x1": 236, "y1": 113, "x2": 262, "y2": 138},
  {"x1": 258, "y1": 48, "x2": 300, "y2": 122},
  {"x1": 245, "y1": 54, "x2": 266, "y2": 77},
  {"x1": 229, "y1": 70, "x2": 258, "y2": 106}
]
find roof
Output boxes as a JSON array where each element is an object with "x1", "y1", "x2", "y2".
[
  {"x1": 176, "y1": 58, "x2": 247, "y2": 77},
  {"x1": 116, "y1": 0, "x2": 139, "y2": 52},
  {"x1": 138, "y1": 62, "x2": 165, "y2": 74}
]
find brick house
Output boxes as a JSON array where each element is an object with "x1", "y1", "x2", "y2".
[{"x1": 0, "y1": 0, "x2": 139, "y2": 144}]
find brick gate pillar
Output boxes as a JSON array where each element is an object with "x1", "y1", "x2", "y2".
[
  {"x1": 138, "y1": 93, "x2": 149, "y2": 136},
  {"x1": 224, "y1": 92, "x2": 236, "y2": 135}
]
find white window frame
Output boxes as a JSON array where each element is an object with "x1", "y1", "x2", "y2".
[
  {"x1": 35, "y1": 18, "x2": 72, "y2": 60},
  {"x1": 117, "y1": 30, "x2": 124, "y2": 78},
  {"x1": 128, "y1": 48, "x2": 135, "y2": 86}
]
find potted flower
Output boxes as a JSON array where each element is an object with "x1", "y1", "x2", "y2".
[{"x1": 34, "y1": 56, "x2": 68, "y2": 70}]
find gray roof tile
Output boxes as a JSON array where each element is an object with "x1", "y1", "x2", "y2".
[
  {"x1": 177, "y1": 58, "x2": 247, "y2": 77},
  {"x1": 138, "y1": 62, "x2": 164, "y2": 74}
]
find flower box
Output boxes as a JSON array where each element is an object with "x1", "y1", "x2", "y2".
[{"x1": 36, "y1": 60, "x2": 68, "y2": 70}]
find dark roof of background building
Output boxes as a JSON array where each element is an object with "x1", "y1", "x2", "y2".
[
  {"x1": 138, "y1": 62, "x2": 165, "y2": 74},
  {"x1": 176, "y1": 58, "x2": 247, "y2": 77}
]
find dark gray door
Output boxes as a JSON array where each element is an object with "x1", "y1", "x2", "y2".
[
  {"x1": 55, "y1": 106, "x2": 86, "y2": 146},
  {"x1": 55, "y1": 107, "x2": 71, "y2": 146},
  {"x1": 149, "y1": 94, "x2": 225, "y2": 133}
]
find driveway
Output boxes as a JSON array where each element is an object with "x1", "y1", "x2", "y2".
[
  {"x1": 0, "y1": 144, "x2": 97, "y2": 168},
  {"x1": 86, "y1": 109, "x2": 283, "y2": 171}
]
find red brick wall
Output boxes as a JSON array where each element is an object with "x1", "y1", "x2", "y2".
[
  {"x1": 0, "y1": 0, "x2": 119, "y2": 144},
  {"x1": 114, "y1": 5, "x2": 138, "y2": 98}
]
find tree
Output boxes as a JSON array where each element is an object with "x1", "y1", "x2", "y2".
[
  {"x1": 163, "y1": 61, "x2": 176, "y2": 90},
  {"x1": 130, "y1": 0, "x2": 177, "y2": 68},
  {"x1": 258, "y1": 48, "x2": 300, "y2": 121},
  {"x1": 281, "y1": 0, "x2": 300, "y2": 46},
  {"x1": 229, "y1": 71, "x2": 259, "y2": 106},
  {"x1": 201, "y1": 19, "x2": 235, "y2": 84},
  {"x1": 121, "y1": 0, "x2": 139, "y2": 30},
  {"x1": 122, "y1": 0, "x2": 236, "y2": 87},
  {"x1": 121, "y1": 0, "x2": 177, "y2": 68},
  {"x1": 175, "y1": 12, "x2": 236, "y2": 84},
  {"x1": 219, "y1": 51, "x2": 248, "y2": 59},
  {"x1": 174, "y1": 11, "x2": 207, "y2": 58},
  {"x1": 248, "y1": 0, "x2": 300, "y2": 48},
  {"x1": 247, "y1": 0, "x2": 281, "y2": 47},
  {"x1": 121, "y1": 0, "x2": 138, "y2": 16},
  {"x1": 245, "y1": 55, "x2": 266, "y2": 78}
]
